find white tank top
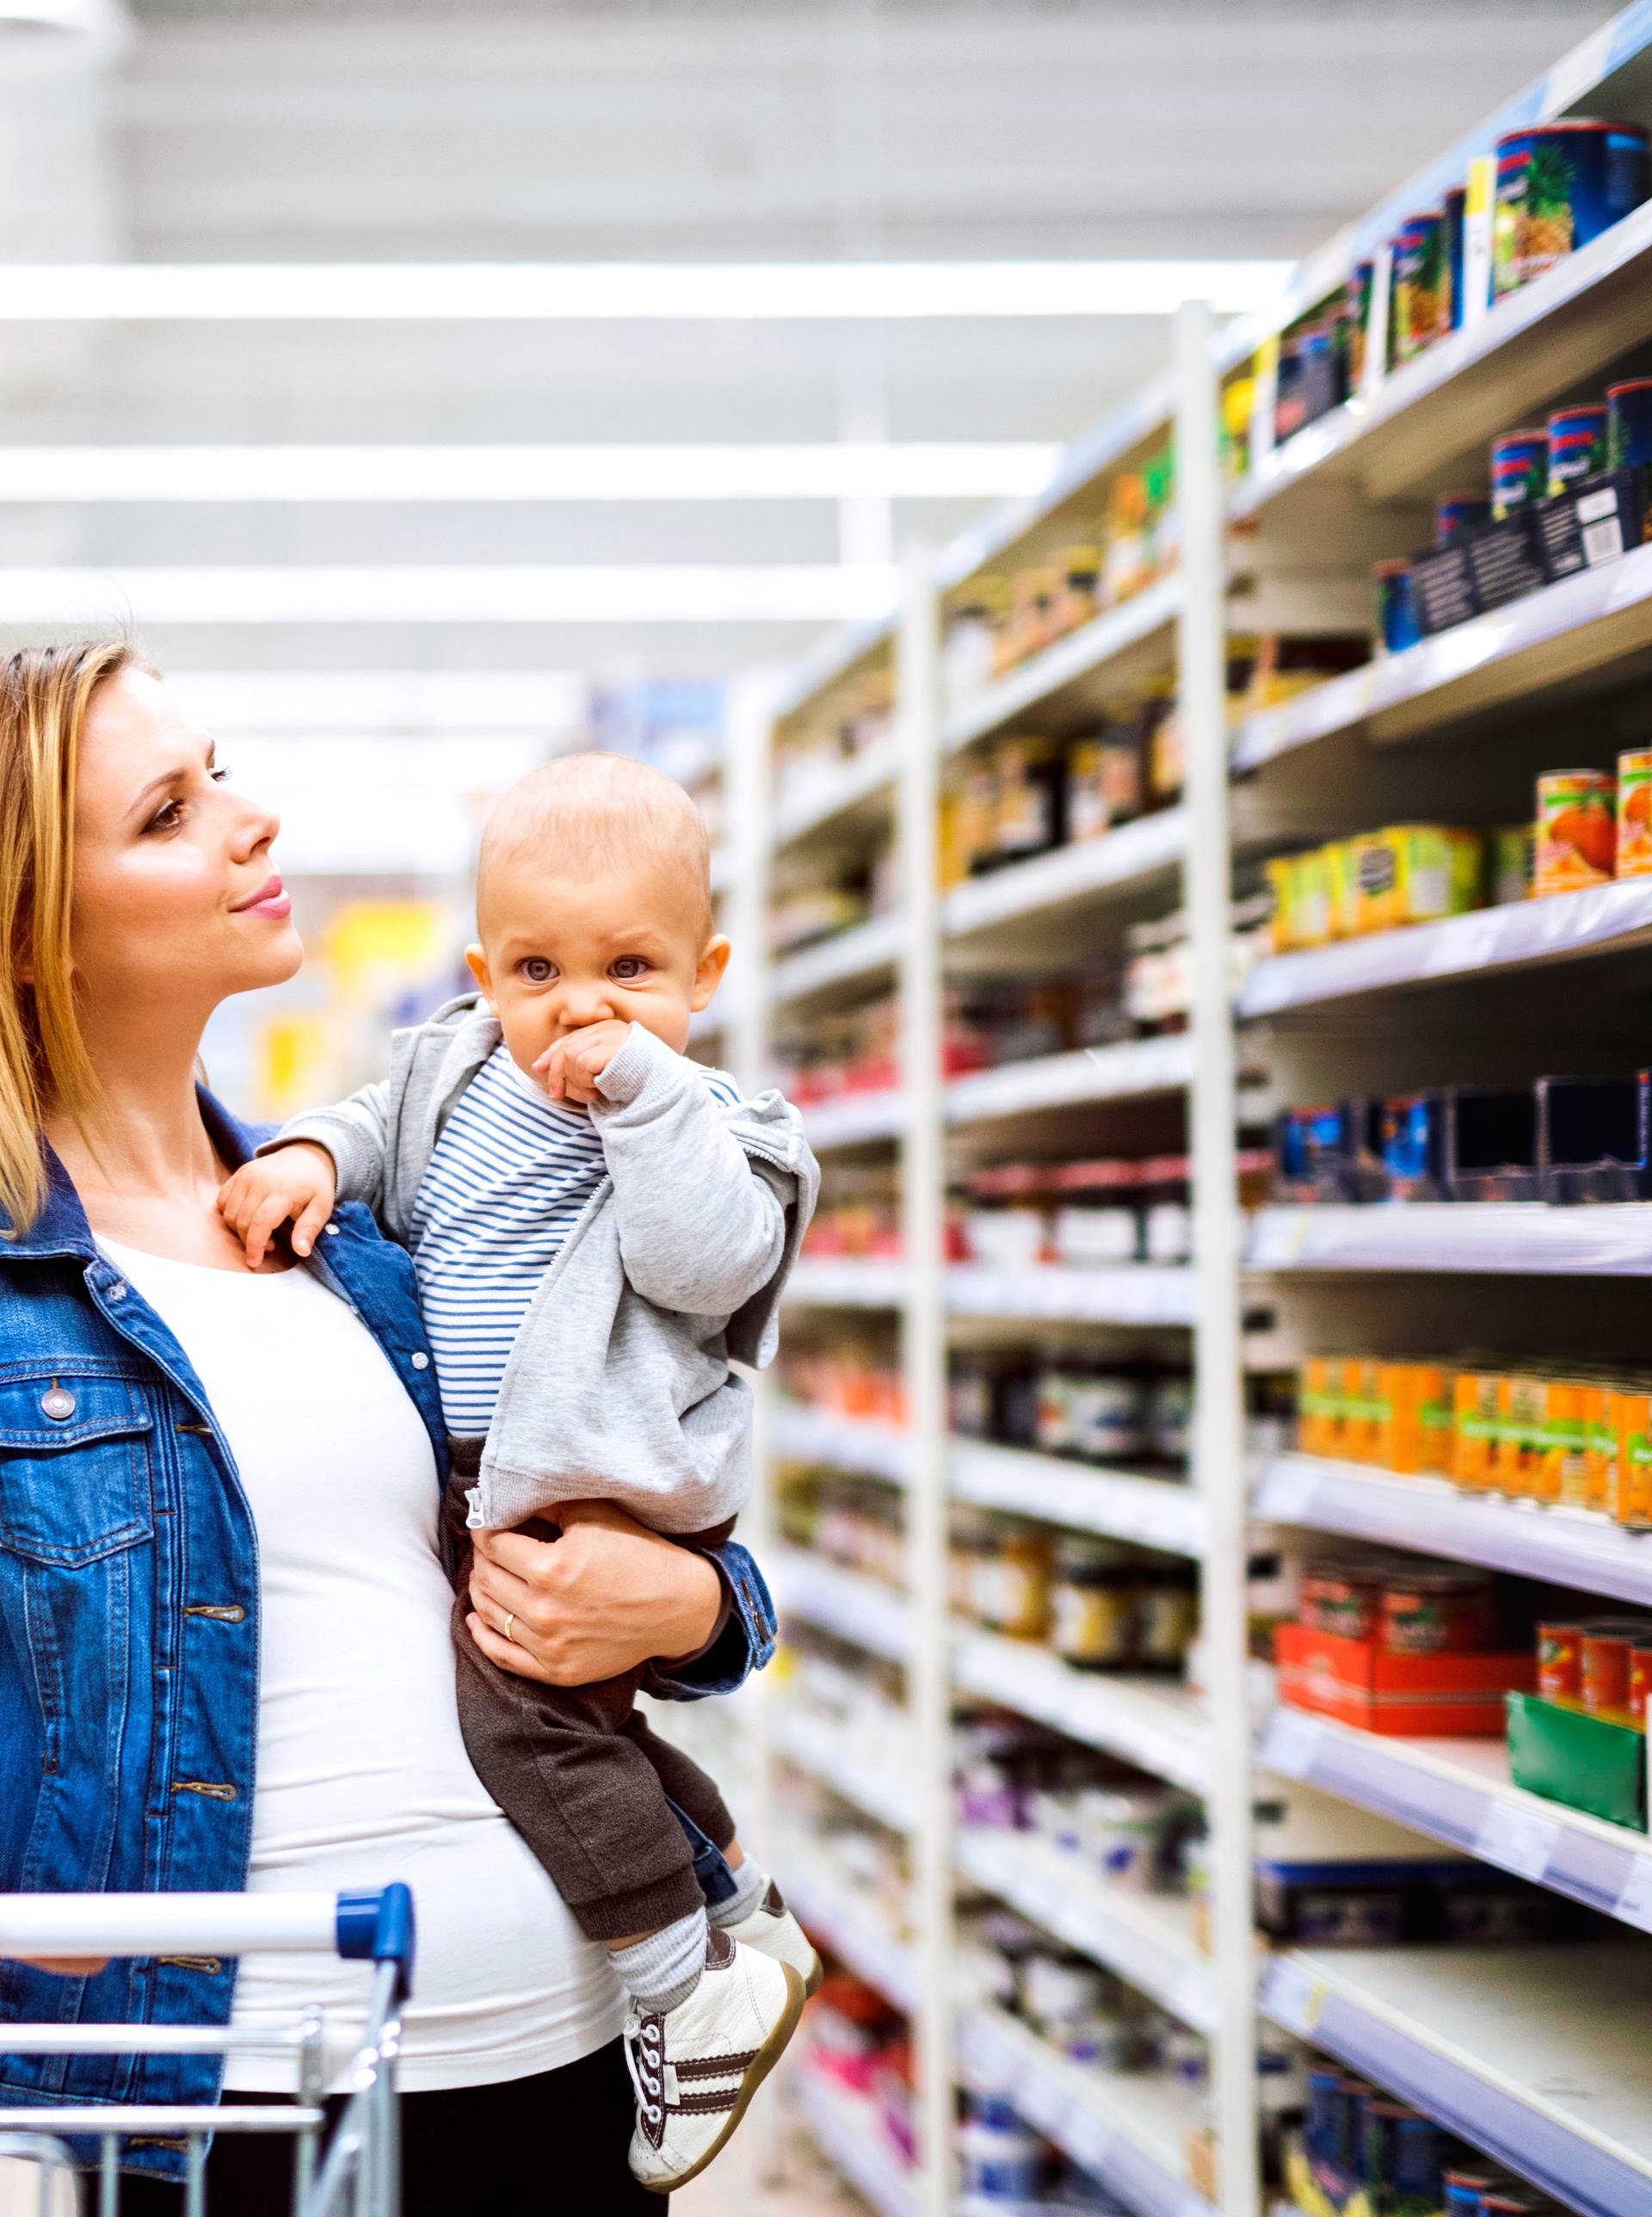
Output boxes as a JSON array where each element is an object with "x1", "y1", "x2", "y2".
[{"x1": 97, "y1": 1237, "x2": 622, "y2": 2093}]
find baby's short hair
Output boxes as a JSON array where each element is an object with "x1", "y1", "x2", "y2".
[{"x1": 478, "y1": 750, "x2": 713, "y2": 942}]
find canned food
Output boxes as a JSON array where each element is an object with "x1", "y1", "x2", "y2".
[
  {"x1": 1631, "y1": 1645, "x2": 1652, "y2": 1732},
  {"x1": 1301, "y1": 1563, "x2": 1382, "y2": 1641},
  {"x1": 1494, "y1": 120, "x2": 1652, "y2": 298},
  {"x1": 1376, "y1": 1359, "x2": 1452, "y2": 1475},
  {"x1": 1441, "y1": 186, "x2": 1468, "y2": 336},
  {"x1": 1490, "y1": 429, "x2": 1549, "y2": 518},
  {"x1": 1495, "y1": 1371, "x2": 1547, "y2": 1497},
  {"x1": 1538, "y1": 1375, "x2": 1593, "y2": 1506},
  {"x1": 1391, "y1": 213, "x2": 1446, "y2": 365},
  {"x1": 1608, "y1": 378, "x2": 1652, "y2": 470},
  {"x1": 1538, "y1": 1621, "x2": 1587, "y2": 1707},
  {"x1": 1611, "y1": 1384, "x2": 1652, "y2": 1527},
  {"x1": 1618, "y1": 749, "x2": 1652, "y2": 879},
  {"x1": 1582, "y1": 1622, "x2": 1647, "y2": 1724},
  {"x1": 1535, "y1": 769, "x2": 1616, "y2": 894},
  {"x1": 1491, "y1": 824, "x2": 1534, "y2": 905},
  {"x1": 1380, "y1": 1569, "x2": 1493, "y2": 1655},
  {"x1": 1546, "y1": 402, "x2": 1609, "y2": 494},
  {"x1": 1051, "y1": 1539, "x2": 1136, "y2": 1670},
  {"x1": 1436, "y1": 491, "x2": 1491, "y2": 542},
  {"x1": 1453, "y1": 1368, "x2": 1504, "y2": 1491},
  {"x1": 1345, "y1": 262, "x2": 1375, "y2": 387},
  {"x1": 1363, "y1": 2100, "x2": 1446, "y2": 2216},
  {"x1": 1375, "y1": 559, "x2": 1421, "y2": 653}
]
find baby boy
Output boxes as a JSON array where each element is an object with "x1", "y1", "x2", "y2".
[{"x1": 219, "y1": 752, "x2": 821, "y2": 2193}]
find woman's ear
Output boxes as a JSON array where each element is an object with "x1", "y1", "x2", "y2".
[
  {"x1": 465, "y1": 943, "x2": 496, "y2": 1007},
  {"x1": 691, "y1": 935, "x2": 731, "y2": 1011}
]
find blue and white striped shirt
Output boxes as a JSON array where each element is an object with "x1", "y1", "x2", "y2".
[{"x1": 407, "y1": 1040, "x2": 740, "y2": 1438}]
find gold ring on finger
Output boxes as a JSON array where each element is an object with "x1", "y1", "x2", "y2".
[{"x1": 502, "y1": 1610, "x2": 515, "y2": 1643}]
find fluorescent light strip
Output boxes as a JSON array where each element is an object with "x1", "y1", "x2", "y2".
[
  {"x1": 0, "y1": 442, "x2": 1061, "y2": 503},
  {"x1": 0, "y1": 260, "x2": 1294, "y2": 322},
  {"x1": 167, "y1": 670, "x2": 589, "y2": 732},
  {"x1": 0, "y1": 565, "x2": 901, "y2": 623}
]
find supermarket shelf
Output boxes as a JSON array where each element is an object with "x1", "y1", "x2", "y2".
[
  {"x1": 1256, "y1": 1706, "x2": 1652, "y2": 1938},
  {"x1": 956, "y1": 1828, "x2": 1217, "y2": 2033},
  {"x1": 1248, "y1": 1201, "x2": 1652, "y2": 1276},
  {"x1": 770, "y1": 1546, "x2": 913, "y2": 1664},
  {"x1": 772, "y1": 614, "x2": 894, "y2": 725},
  {"x1": 769, "y1": 1402, "x2": 915, "y2": 1486},
  {"x1": 769, "y1": 912, "x2": 903, "y2": 1008},
  {"x1": 1234, "y1": 190, "x2": 1652, "y2": 516},
  {"x1": 777, "y1": 1839, "x2": 918, "y2": 2014},
  {"x1": 1261, "y1": 1942, "x2": 1652, "y2": 2217},
  {"x1": 958, "y1": 2005, "x2": 1215, "y2": 2217},
  {"x1": 940, "y1": 574, "x2": 1183, "y2": 755},
  {"x1": 945, "y1": 1036, "x2": 1194, "y2": 1127},
  {"x1": 785, "y1": 1257, "x2": 911, "y2": 1310},
  {"x1": 1240, "y1": 881, "x2": 1652, "y2": 1018},
  {"x1": 953, "y1": 1629, "x2": 1211, "y2": 1795},
  {"x1": 950, "y1": 1438, "x2": 1207, "y2": 1559},
  {"x1": 801, "y1": 1089, "x2": 908, "y2": 1150},
  {"x1": 947, "y1": 1263, "x2": 1199, "y2": 1328},
  {"x1": 793, "y1": 2063, "x2": 918, "y2": 2217},
  {"x1": 943, "y1": 807, "x2": 1187, "y2": 942},
  {"x1": 1231, "y1": 544, "x2": 1652, "y2": 772},
  {"x1": 1256, "y1": 1453, "x2": 1652, "y2": 1608},
  {"x1": 772, "y1": 1706, "x2": 916, "y2": 1837},
  {"x1": 773, "y1": 739, "x2": 899, "y2": 852}
]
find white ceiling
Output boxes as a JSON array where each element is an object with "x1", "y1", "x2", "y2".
[{"x1": 0, "y1": 0, "x2": 1619, "y2": 680}]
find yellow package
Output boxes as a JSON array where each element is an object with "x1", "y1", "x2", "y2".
[
  {"x1": 1322, "y1": 841, "x2": 1356, "y2": 941},
  {"x1": 1352, "y1": 825, "x2": 1485, "y2": 937},
  {"x1": 1266, "y1": 855, "x2": 1297, "y2": 954},
  {"x1": 1378, "y1": 1360, "x2": 1453, "y2": 1475},
  {"x1": 1452, "y1": 1368, "x2": 1503, "y2": 1491}
]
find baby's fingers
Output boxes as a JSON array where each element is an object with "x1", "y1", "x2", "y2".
[
  {"x1": 242, "y1": 1192, "x2": 293, "y2": 1269},
  {"x1": 290, "y1": 1193, "x2": 333, "y2": 1258}
]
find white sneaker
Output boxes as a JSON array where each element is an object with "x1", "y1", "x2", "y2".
[
  {"x1": 624, "y1": 1924, "x2": 804, "y2": 2193},
  {"x1": 722, "y1": 1878, "x2": 823, "y2": 1998}
]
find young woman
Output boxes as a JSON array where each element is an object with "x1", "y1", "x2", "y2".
[{"x1": 0, "y1": 640, "x2": 776, "y2": 2212}]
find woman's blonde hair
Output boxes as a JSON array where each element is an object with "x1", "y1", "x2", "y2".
[{"x1": 0, "y1": 639, "x2": 137, "y2": 1232}]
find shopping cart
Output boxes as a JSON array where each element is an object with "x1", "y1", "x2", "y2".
[{"x1": 0, "y1": 1887, "x2": 414, "y2": 2217}]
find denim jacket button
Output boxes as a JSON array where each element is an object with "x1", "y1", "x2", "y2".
[
  {"x1": 410, "y1": 1351, "x2": 429, "y2": 1370},
  {"x1": 324, "y1": 1223, "x2": 341, "y2": 1236},
  {"x1": 40, "y1": 1387, "x2": 76, "y2": 1422}
]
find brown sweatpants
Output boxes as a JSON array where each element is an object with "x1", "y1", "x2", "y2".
[{"x1": 443, "y1": 1447, "x2": 738, "y2": 1942}]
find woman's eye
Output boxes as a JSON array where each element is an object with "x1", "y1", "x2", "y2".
[
  {"x1": 145, "y1": 799, "x2": 185, "y2": 834},
  {"x1": 521, "y1": 958, "x2": 556, "y2": 984},
  {"x1": 612, "y1": 957, "x2": 649, "y2": 981}
]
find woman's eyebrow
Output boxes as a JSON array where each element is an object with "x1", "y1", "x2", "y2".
[{"x1": 126, "y1": 741, "x2": 215, "y2": 824}]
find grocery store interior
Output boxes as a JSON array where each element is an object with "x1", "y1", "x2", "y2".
[{"x1": 21, "y1": 0, "x2": 1652, "y2": 2213}]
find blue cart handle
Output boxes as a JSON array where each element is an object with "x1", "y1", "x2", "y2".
[{"x1": 335, "y1": 1884, "x2": 416, "y2": 2003}]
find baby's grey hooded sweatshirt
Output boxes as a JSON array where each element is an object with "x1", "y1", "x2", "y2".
[{"x1": 262, "y1": 994, "x2": 820, "y2": 1536}]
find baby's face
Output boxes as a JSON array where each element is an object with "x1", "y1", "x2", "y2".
[{"x1": 468, "y1": 847, "x2": 728, "y2": 1076}]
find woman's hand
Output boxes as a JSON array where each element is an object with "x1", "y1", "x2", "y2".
[{"x1": 465, "y1": 1499, "x2": 723, "y2": 1686}]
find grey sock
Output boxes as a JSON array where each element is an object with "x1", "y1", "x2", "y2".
[
  {"x1": 610, "y1": 1908, "x2": 707, "y2": 2016},
  {"x1": 707, "y1": 1856, "x2": 767, "y2": 1930}
]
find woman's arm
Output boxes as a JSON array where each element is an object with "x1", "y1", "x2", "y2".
[{"x1": 464, "y1": 1499, "x2": 773, "y2": 1691}]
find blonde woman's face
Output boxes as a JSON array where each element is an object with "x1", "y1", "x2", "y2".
[{"x1": 71, "y1": 667, "x2": 302, "y2": 1022}]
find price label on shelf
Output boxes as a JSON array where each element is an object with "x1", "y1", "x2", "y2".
[
  {"x1": 1266, "y1": 1957, "x2": 1327, "y2": 2036},
  {"x1": 1613, "y1": 1852, "x2": 1652, "y2": 1934},
  {"x1": 1474, "y1": 1800, "x2": 1559, "y2": 1883},
  {"x1": 1258, "y1": 1708, "x2": 1322, "y2": 1781}
]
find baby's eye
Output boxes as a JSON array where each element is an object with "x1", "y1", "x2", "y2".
[
  {"x1": 519, "y1": 957, "x2": 557, "y2": 985},
  {"x1": 611, "y1": 956, "x2": 650, "y2": 981}
]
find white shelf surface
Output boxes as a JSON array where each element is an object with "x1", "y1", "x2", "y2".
[
  {"x1": 776, "y1": 1837, "x2": 917, "y2": 2015},
  {"x1": 801, "y1": 1089, "x2": 908, "y2": 1150},
  {"x1": 958, "y1": 2004, "x2": 1215, "y2": 2217},
  {"x1": 951, "y1": 1438, "x2": 1206, "y2": 1559},
  {"x1": 1257, "y1": 1453, "x2": 1652, "y2": 1608},
  {"x1": 772, "y1": 1705, "x2": 916, "y2": 1837},
  {"x1": 1261, "y1": 1942, "x2": 1652, "y2": 2217},
  {"x1": 943, "y1": 808, "x2": 1187, "y2": 942},
  {"x1": 956, "y1": 1827, "x2": 1217, "y2": 2033},
  {"x1": 945, "y1": 1036, "x2": 1194, "y2": 1127},
  {"x1": 940, "y1": 574, "x2": 1183, "y2": 755},
  {"x1": 768, "y1": 911, "x2": 903, "y2": 1008},
  {"x1": 785, "y1": 1257, "x2": 911, "y2": 1310},
  {"x1": 947, "y1": 1263, "x2": 1199, "y2": 1328},
  {"x1": 1239, "y1": 882, "x2": 1652, "y2": 1018},
  {"x1": 953, "y1": 1629, "x2": 1210, "y2": 1795},
  {"x1": 1248, "y1": 1201, "x2": 1652, "y2": 1277},
  {"x1": 769, "y1": 1402, "x2": 915, "y2": 1486},
  {"x1": 792, "y1": 2061, "x2": 918, "y2": 2217},
  {"x1": 1231, "y1": 544, "x2": 1652, "y2": 772},
  {"x1": 770, "y1": 1546, "x2": 913, "y2": 1664},
  {"x1": 1257, "y1": 1706, "x2": 1652, "y2": 1938},
  {"x1": 773, "y1": 739, "x2": 899, "y2": 851}
]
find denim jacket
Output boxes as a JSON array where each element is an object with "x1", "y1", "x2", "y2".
[{"x1": 0, "y1": 1089, "x2": 774, "y2": 2168}]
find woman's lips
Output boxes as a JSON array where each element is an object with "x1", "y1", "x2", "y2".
[{"x1": 234, "y1": 874, "x2": 292, "y2": 920}]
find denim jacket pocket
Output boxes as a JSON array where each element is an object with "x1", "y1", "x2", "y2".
[{"x1": 0, "y1": 1374, "x2": 154, "y2": 1567}]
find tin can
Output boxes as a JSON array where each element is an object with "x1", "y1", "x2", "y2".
[
  {"x1": 1611, "y1": 1384, "x2": 1652, "y2": 1526},
  {"x1": 1495, "y1": 1371, "x2": 1547, "y2": 1496},
  {"x1": 1346, "y1": 260, "x2": 1375, "y2": 388},
  {"x1": 1630, "y1": 1645, "x2": 1652, "y2": 1731},
  {"x1": 1391, "y1": 213, "x2": 1446, "y2": 365},
  {"x1": 1491, "y1": 824, "x2": 1534, "y2": 905},
  {"x1": 1375, "y1": 559, "x2": 1421, "y2": 653},
  {"x1": 1300, "y1": 1564, "x2": 1382, "y2": 1642},
  {"x1": 1436, "y1": 490, "x2": 1491, "y2": 542},
  {"x1": 1452, "y1": 1368, "x2": 1504, "y2": 1491},
  {"x1": 1380, "y1": 1569, "x2": 1493, "y2": 1655},
  {"x1": 1440, "y1": 185, "x2": 1468, "y2": 337},
  {"x1": 1377, "y1": 1359, "x2": 1452, "y2": 1474},
  {"x1": 1582, "y1": 1622, "x2": 1645, "y2": 1724},
  {"x1": 1535, "y1": 769, "x2": 1616, "y2": 894},
  {"x1": 1617, "y1": 749, "x2": 1652, "y2": 878},
  {"x1": 1546, "y1": 402, "x2": 1610, "y2": 494},
  {"x1": 1494, "y1": 120, "x2": 1652, "y2": 297},
  {"x1": 1538, "y1": 1621, "x2": 1587, "y2": 1706},
  {"x1": 1537, "y1": 1375, "x2": 1593, "y2": 1504},
  {"x1": 1490, "y1": 429, "x2": 1549, "y2": 518},
  {"x1": 1608, "y1": 378, "x2": 1652, "y2": 469}
]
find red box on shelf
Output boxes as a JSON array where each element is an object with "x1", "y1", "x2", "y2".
[{"x1": 1275, "y1": 1622, "x2": 1535, "y2": 1737}]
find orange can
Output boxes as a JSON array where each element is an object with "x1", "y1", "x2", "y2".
[
  {"x1": 1340, "y1": 1357, "x2": 1384, "y2": 1464},
  {"x1": 1537, "y1": 1376, "x2": 1593, "y2": 1507},
  {"x1": 1495, "y1": 1373, "x2": 1547, "y2": 1498},
  {"x1": 1618, "y1": 750, "x2": 1652, "y2": 880},
  {"x1": 1378, "y1": 1360, "x2": 1453, "y2": 1476},
  {"x1": 1582, "y1": 1622, "x2": 1649, "y2": 1726},
  {"x1": 1452, "y1": 1369, "x2": 1503, "y2": 1491},
  {"x1": 1538, "y1": 1621, "x2": 1588, "y2": 1708},
  {"x1": 1536, "y1": 769, "x2": 1616, "y2": 895},
  {"x1": 1585, "y1": 1380, "x2": 1616, "y2": 1512},
  {"x1": 1631, "y1": 1646, "x2": 1652, "y2": 1732},
  {"x1": 1298, "y1": 1356, "x2": 1341, "y2": 1459},
  {"x1": 1611, "y1": 1386, "x2": 1652, "y2": 1527}
]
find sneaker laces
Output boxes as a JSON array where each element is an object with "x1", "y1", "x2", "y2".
[{"x1": 622, "y1": 2007, "x2": 665, "y2": 2129}]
